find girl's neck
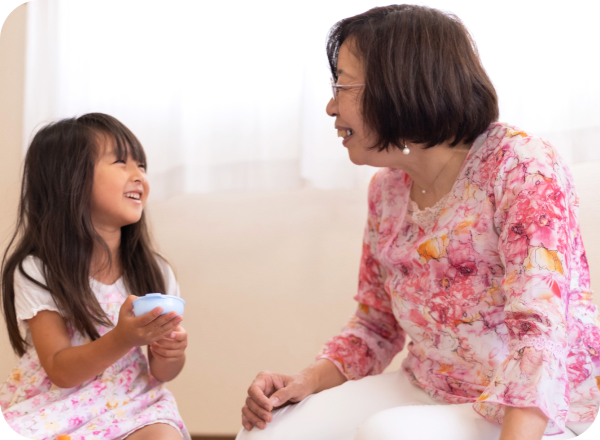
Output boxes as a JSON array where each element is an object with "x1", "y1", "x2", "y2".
[{"x1": 90, "y1": 223, "x2": 122, "y2": 285}]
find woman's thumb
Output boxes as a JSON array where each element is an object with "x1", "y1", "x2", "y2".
[{"x1": 269, "y1": 387, "x2": 291, "y2": 408}]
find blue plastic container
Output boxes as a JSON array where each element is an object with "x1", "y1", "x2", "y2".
[{"x1": 133, "y1": 293, "x2": 185, "y2": 317}]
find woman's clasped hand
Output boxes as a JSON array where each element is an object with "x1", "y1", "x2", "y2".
[{"x1": 242, "y1": 359, "x2": 346, "y2": 431}]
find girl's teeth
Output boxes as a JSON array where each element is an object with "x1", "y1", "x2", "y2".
[{"x1": 347, "y1": 130, "x2": 352, "y2": 136}]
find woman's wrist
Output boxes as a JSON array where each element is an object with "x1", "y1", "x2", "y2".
[
  {"x1": 302, "y1": 358, "x2": 346, "y2": 394},
  {"x1": 499, "y1": 406, "x2": 548, "y2": 440}
]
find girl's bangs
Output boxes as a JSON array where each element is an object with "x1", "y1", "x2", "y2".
[
  {"x1": 79, "y1": 113, "x2": 147, "y2": 168},
  {"x1": 112, "y1": 130, "x2": 147, "y2": 167}
]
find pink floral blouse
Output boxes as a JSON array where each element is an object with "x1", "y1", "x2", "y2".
[{"x1": 317, "y1": 122, "x2": 600, "y2": 435}]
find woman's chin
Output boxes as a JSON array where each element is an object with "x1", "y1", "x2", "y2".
[{"x1": 347, "y1": 151, "x2": 366, "y2": 166}]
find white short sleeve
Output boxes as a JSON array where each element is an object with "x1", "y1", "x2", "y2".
[
  {"x1": 14, "y1": 256, "x2": 61, "y2": 326},
  {"x1": 156, "y1": 256, "x2": 181, "y2": 298}
]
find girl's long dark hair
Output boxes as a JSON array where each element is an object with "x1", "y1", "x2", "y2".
[{"x1": 1, "y1": 113, "x2": 166, "y2": 356}]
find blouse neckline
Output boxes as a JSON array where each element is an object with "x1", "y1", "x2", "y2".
[{"x1": 403, "y1": 136, "x2": 484, "y2": 231}]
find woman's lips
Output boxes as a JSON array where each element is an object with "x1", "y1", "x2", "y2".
[
  {"x1": 337, "y1": 128, "x2": 354, "y2": 147},
  {"x1": 342, "y1": 133, "x2": 353, "y2": 147}
]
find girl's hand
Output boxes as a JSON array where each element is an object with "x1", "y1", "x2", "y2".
[
  {"x1": 242, "y1": 370, "x2": 318, "y2": 431},
  {"x1": 149, "y1": 325, "x2": 188, "y2": 362},
  {"x1": 114, "y1": 295, "x2": 182, "y2": 349}
]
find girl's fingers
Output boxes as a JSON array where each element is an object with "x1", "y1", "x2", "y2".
[
  {"x1": 150, "y1": 345, "x2": 185, "y2": 358},
  {"x1": 145, "y1": 313, "x2": 180, "y2": 337},
  {"x1": 150, "y1": 348, "x2": 168, "y2": 362},
  {"x1": 135, "y1": 307, "x2": 164, "y2": 326},
  {"x1": 148, "y1": 312, "x2": 179, "y2": 329},
  {"x1": 152, "y1": 337, "x2": 186, "y2": 349},
  {"x1": 167, "y1": 329, "x2": 187, "y2": 341},
  {"x1": 152, "y1": 340, "x2": 180, "y2": 350}
]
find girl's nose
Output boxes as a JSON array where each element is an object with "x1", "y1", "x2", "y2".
[
  {"x1": 326, "y1": 98, "x2": 338, "y2": 117},
  {"x1": 130, "y1": 164, "x2": 146, "y2": 183}
]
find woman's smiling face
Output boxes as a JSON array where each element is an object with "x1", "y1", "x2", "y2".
[{"x1": 326, "y1": 39, "x2": 382, "y2": 166}]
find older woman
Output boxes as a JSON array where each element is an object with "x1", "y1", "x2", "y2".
[{"x1": 238, "y1": 5, "x2": 600, "y2": 440}]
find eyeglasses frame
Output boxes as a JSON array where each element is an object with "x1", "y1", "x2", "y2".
[{"x1": 330, "y1": 77, "x2": 365, "y2": 100}]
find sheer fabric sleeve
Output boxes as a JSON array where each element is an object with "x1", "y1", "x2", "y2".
[
  {"x1": 317, "y1": 173, "x2": 406, "y2": 380},
  {"x1": 473, "y1": 136, "x2": 575, "y2": 435},
  {"x1": 14, "y1": 256, "x2": 61, "y2": 327}
]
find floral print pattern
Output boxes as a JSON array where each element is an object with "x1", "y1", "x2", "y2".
[
  {"x1": 317, "y1": 123, "x2": 600, "y2": 435},
  {"x1": 1, "y1": 286, "x2": 190, "y2": 440}
]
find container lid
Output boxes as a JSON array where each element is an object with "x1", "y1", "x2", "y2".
[{"x1": 133, "y1": 293, "x2": 186, "y2": 305}]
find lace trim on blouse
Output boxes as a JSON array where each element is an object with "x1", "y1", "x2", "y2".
[
  {"x1": 508, "y1": 335, "x2": 568, "y2": 360},
  {"x1": 407, "y1": 193, "x2": 450, "y2": 230}
]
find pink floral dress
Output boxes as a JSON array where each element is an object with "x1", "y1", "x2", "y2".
[
  {"x1": 317, "y1": 122, "x2": 600, "y2": 435},
  {"x1": 0, "y1": 260, "x2": 190, "y2": 440}
]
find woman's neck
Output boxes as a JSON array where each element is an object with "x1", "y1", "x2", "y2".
[
  {"x1": 387, "y1": 140, "x2": 472, "y2": 210},
  {"x1": 90, "y1": 223, "x2": 122, "y2": 285}
]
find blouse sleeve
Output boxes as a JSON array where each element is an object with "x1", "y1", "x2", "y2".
[
  {"x1": 14, "y1": 256, "x2": 61, "y2": 326},
  {"x1": 317, "y1": 173, "x2": 406, "y2": 380},
  {"x1": 473, "y1": 136, "x2": 574, "y2": 435}
]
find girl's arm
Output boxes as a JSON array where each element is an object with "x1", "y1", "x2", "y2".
[
  {"x1": 499, "y1": 406, "x2": 548, "y2": 440},
  {"x1": 28, "y1": 295, "x2": 181, "y2": 389},
  {"x1": 147, "y1": 325, "x2": 188, "y2": 382}
]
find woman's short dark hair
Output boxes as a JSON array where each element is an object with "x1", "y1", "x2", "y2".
[{"x1": 327, "y1": 4, "x2": 499, "y2": 150}]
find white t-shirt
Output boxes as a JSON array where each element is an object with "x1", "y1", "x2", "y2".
[{"x1": 14, "y1": 255, "x2": 180, "y2": 332}]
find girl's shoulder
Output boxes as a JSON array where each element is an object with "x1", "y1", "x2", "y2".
[
  {"x1": 13, "y1": 255, "x2": 61, "y2": 326},
  {"x1": 15, "y1": 255, "x2": 48, "y2": 290}
]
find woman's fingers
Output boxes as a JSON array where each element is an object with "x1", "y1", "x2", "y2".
[
  {"x1": 245, "y1": 396, "x2": 272, "y2": 423},
  {"x1": 247, "y1": 381, "x2": 274, "y2": 411},
  {"x1": 242, "y1": 405, "x2": 266, "y2": 430},
  {"x1": 268, "y1": 385, "x2": 293, "y2": 408},
  {"x1": 241, "y1": 414, "x2": 253, "y2": 431}
]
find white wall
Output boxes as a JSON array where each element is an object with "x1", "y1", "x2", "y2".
[{"x1": 1, "y1": 4, "x2": 600, "y2": 435}]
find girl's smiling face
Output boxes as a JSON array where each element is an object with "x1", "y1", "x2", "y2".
[{"x1": 91, "y1": 134, "x2": 149, "y2": 230}]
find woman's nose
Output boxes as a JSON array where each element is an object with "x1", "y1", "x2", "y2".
[{"x1": 326, "y1": 98, "x2": 338, "y2": 117}]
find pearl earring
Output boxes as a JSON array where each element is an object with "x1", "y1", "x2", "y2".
[{"x1": 402, "y1": 144, "x2": 410, "y2": 155}]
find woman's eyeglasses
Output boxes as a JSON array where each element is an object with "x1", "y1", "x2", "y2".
[{"x1": 330, "y1": 77, "x2": 364, "y2": 100}]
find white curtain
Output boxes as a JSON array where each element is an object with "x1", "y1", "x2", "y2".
[{"x1": 24, "y1": 0, "x2": 600, "y2": 199}]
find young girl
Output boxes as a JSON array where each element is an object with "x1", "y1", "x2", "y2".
[{"x1": 0, "y1": 113, "x2": 190, "y2": 440}]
